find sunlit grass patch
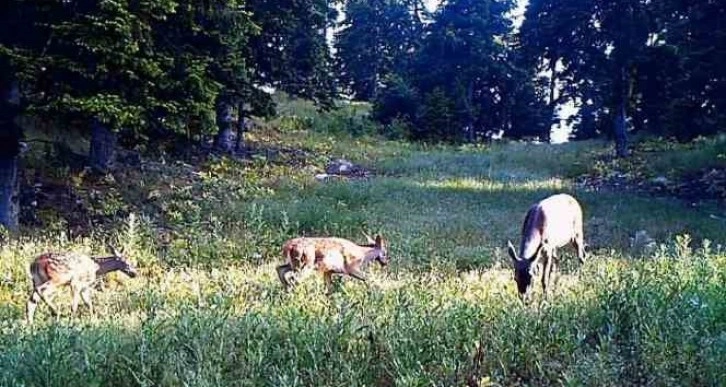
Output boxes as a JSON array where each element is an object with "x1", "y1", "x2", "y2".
[{"x1": 416, "y1": 176, "x2": 567, "y2": 192}]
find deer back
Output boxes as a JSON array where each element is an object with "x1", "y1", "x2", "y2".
[
  {"x1": 282, "y1": 236, "x2": 384, "y2": 272},
  {"x1": 518, "y1": 194, "x2": 582, "y2": 258},
  {"x1": 538, "y1": 194, "x2": 583, "y2": 249},
  {"x1": 30, "y1": 252, "x2": 98, "y2": 287},
  {"x1": 283, "y1": 237, "x2": 319, "y2": 269}
]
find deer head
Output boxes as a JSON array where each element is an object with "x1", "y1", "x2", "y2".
[
  {"x1": 107, "y1": 244, "x2": 138, "y2": 278},
  {"x1": 362, "y1": 231, "x2": 389, "y2": 266},
  {"x1": 507, "y1": 240, "x2": 541, "y2": 301},
  {"x1": 373, "y1": 234, "x2": 389, "y2": 266}
]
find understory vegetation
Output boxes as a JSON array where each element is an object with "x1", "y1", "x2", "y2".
[{"x1": 0, "y1": 101, "x2": 724, "y2": 386}]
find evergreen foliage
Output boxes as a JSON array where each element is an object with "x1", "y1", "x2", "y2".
[
  {"x1": 518, "y1": 0, "x2": 726, "y2": 144},
  {"x1": 335, "y1": 0, "x2": 422, "y2": 100}
]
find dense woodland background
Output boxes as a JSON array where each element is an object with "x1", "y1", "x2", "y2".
[{"x1": 0, "y1": 0, "x2": 725, "y2": 228}]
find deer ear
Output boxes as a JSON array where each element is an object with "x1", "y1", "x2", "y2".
[
  {"x1": 375, "y1": 235, "x2": 382, "y2": 247},
  {"x1": 362, "y1": 231, "x2": 375, "y2": 244},
  {"x1": 108, "y1": 244, "x2": 122, "y2": 257},
  {"x1": 528, "y1": 244, "x2": 543, "y2": 264},
  {"x1": 507, "y1": 240, "x2": 518, "y2": 263}
]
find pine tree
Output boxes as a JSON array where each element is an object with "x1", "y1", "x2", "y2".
[
  {"x1": 247, "y1": 0, "x2": 337, "y2": 106},
  {"x1": 335, "y1": 0, "x2": 422, "y2": 100},
  {"x1": 378, "y1": 0, "x2": 516, "y2": 142}
]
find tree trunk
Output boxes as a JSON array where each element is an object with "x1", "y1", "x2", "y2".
[
  {"x1": 545, "y1": 59, "x2": 557, "y2": 143},
  {"x1": 214, "y1": 97, "x2": 235, "y2": 153},
  {"x1": 614, "y1": 100, "x2": 629, "y2": 158},
  {"x1": 614, "y1": 67, "x2": 629, "y2": 158},
  {"x1": 0, "y1": 81, "x2": 21, "y2": 231},
  {"x1": 89, "y1": 118, "x2": 117, "y2": 173},
  {"x1": 464, "y1": 81, "x2": 475, "y2": 143},
  {"x1": 0, "y1": 157, "x2": 18, "y2": 231},
  {"x1": 411, "y1": 0, "x2": 424, "y2": 22},
  {"x1": 235, "y1": 106, "x2": 246, "y2": 153}
]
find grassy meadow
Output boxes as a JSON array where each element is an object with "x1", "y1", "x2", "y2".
[{"x1": 0, "y1": 105, "x2": 725, "y2": 386}]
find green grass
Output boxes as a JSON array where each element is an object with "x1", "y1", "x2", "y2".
[{"x1": 1, "y1": 119, "x2": 725, "y2": 386}]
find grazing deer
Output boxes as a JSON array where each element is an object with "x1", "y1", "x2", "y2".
[
  {"x1": 276, "y1": 232, "x2": 389, "y2": 294},
  {"x1": 26, "y1": 246, "x2": 138, "y2": 324},
  {"x1": 507, "y1": 193, "x2": 585, "y2": 301}
]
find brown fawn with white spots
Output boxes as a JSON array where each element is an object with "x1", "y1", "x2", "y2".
[
  {"x1": 276, "y1": 232, "x2": 389, "y2": 294},
  {"x1": 26, "y1": 246, "x2": 138, "y2": 323},
  {"x1": 507, "y1": 193, "x2": 586, "y2": 302}
]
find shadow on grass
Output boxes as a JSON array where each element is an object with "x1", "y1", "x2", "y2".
[{"x1": 375, "y1": 140, "x2": 600, "y2": 181}]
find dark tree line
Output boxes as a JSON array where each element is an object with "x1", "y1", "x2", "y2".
[
  {"x1": 1, "y1": 0, "x2": 725, "y2": 229},
  {"x1": 342, "y1": 0, "x2": 547, "y2": 143},
  {"x1": 338, "y1": 0, "x2": 725, "y2": 146}
]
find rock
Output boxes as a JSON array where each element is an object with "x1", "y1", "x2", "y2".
[
  {"x1": 630, "y1": 230, "x2": 656, "y2": 255},
  {"x1": 325, "y1": 158, "x2": 356, "y2": 175},
  {"x1": 651, "y1": 176, "x2": 669, "y2": 185},
  {"x1": 323, "y1": 158, "x2": 371, "y2": 178},
  {"x1": 116, "y1": 149, "x2": 142, "y2": 167}
]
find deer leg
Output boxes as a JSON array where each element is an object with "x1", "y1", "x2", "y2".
[
  {"x1": 80, "y1": 287, "x2": 94, "y2": 316},
  {"x1": 540, "y1": 255, "x2": 547, "y2": 296},
  {"x1": 71, "y1": 284, "x2": 81, "y2": 316},
  {"x1": 276, "y1": 263, "x2": 294, "y2": 290},
  {"x1": 546, "y1": 250, "x2": 560, "y2": 296},
  {"x1": 575, "y1": 235, "x2": 586, "y2": 264},
  {"x1": 549, "y1": 254, "x2": 559, "y2": 292},
  {"x1": 541, "y1": 253, "x2": 552, "y2": 298},
  {"x1": 292, "y1": 265, "x2": 315, "y2": 287},
  {"x1": 34, "y1": 282, "x2": 59, "y2": 317},
  {"x1": 347, "y1": 267, "x2": 368, "y2": 283},
  {"x1": 26, "y1": 290, "x2": 41, "y2": 324},
  {"x1": 324, "y1": 272, "x2": 335, "y2": 295}
]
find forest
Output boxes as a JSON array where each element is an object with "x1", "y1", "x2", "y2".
[{"x1": 0, "y1": 0, "x2": 725, "y2": 385}]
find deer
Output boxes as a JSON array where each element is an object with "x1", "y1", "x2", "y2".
[
  {"x1": 507, "y1": 193, "x2": 586, "y2": 302},
  {"x1": 276, "y1": 232, "x2": 389, "y2": 294},
  {"x1": 26, "y1": 246, "x2": 138, "y2": 324}
]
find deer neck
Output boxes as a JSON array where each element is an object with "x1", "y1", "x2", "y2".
[
  {"x1": 520, "y1": 232, "x2": 543, "y2": 261},
  {"x1": 94, "y1": 256, "x2": 124, "y2": 276},
  {"x1": 353, "y1": 244, "x2": 379, "y2": 264}
]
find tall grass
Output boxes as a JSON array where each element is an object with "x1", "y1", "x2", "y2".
[{"x1": 1, "y1": 239, "x2": 724, "y2": 386}]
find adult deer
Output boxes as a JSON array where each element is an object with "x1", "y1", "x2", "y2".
[
  {"x1": 507, "y1": 193, "x2": 585, "y2": 301},
  {"x1": 26, "y1": 246, "x2": 138, "y2": 323},
  {"x1": 276, "y1": 232, "x2": 389, "y2": 294}
]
